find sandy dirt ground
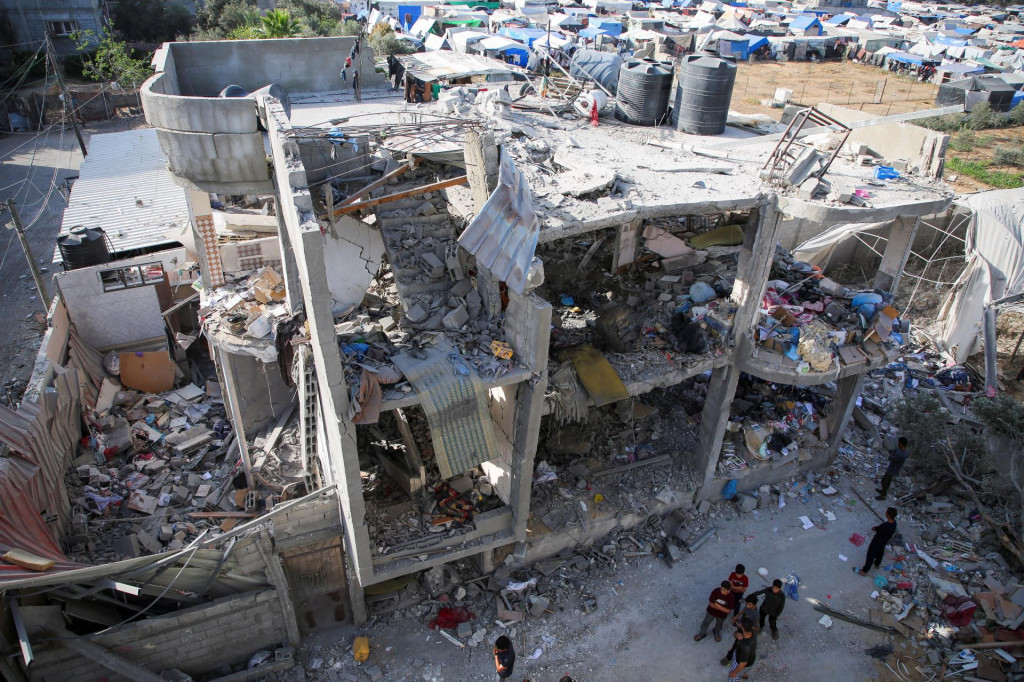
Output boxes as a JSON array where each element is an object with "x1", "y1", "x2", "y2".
[
  {"x1": 0, "y1": 115, "x2": 145, "y2": 404},
  {"x1": 730, "y1": 60, "x2": 940, "y2": 119},
  {"x1": 276, "y1": 470, "x2": 908, "y2": 682}
]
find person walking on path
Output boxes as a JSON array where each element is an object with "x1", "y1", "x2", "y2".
[
  {"x1": 876, "y1": 437, "x2": 909, "y2": 500},
  {"x1": 721, "y1": 596, "x2": 760, "y2": 665},
  {"x1": 748, "y1": 579, "x2": 786, "y2": 640},
  {"x1": 493, "y1": 635, "x2": 515, "y2": 680},
  {"x1": 728, "y1": 564, "x2": 749, "y2": 616},
  {"x1": 856, "y1": 507, "x2": 898, "y2": 576},
  {"x1": 695, "y1": 581, "x2": 737, "y2": 642}
]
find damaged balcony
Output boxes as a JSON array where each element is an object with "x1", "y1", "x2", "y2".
[
  {"x1": 527, "y1": 382, "x2": 704, "y2": 563},
  {"x1": 357, "y1": 406, "x2": 514, "y2": 577},
  {"x1": 537, "y1": 212, "x2": 749, "y2": 406}
]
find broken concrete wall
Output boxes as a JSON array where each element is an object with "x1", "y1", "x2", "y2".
[
  {"x1": 323, "y1": 215, "x2": 386, "y2": 316},
  {"x1": 221, "y1": 352, "x2": 295, "y2": 436},
  {"x1": 272, "y1": 491, "x2": 344, "y2": 550},
  {"x1": 219, "y1": 236, "x2": 282, "y2": 277},
  {"x1": 27, "y1": 589, "x2": 289, "y2": 682},
  {"x1": 816, "y1": 103, "x2": 949, "y2": 178},
  {"x1": 54, "y1": 249, "x2": 188, "y2": 351},
  {"x1": 482, "y1": 384, "x2": 517, "y2": 504},
  {"x1": 300, "y1": 137, "x2": 370, "y2": 186}
]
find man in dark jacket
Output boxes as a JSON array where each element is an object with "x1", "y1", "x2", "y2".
[
  {"x1": 857, "y1": 507, "x2": 898, "y2": 576},
  {"x1": 748, "y1": 579, "x2": 786, "y2": 640},
  {"x1": 876, "y1": 437, "x2": 909, "y2": 500}
]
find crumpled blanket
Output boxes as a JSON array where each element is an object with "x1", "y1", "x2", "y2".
[{"x1": 351, "y1": 369, "x2": 382, "y2": 424}]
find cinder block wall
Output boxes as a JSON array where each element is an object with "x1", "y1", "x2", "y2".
[
  {"x1": 29, "y1": 590, "x2": 287, "y2": 682},
  {"x1": 273, "y1": 494, "x2": 343, "y2": 550}
]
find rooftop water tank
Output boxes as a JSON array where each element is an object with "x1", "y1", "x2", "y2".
[
  {"x1": 615, "y1": 59, "x2": 674, "y2": 126},
  {"x1": 57, "y1": 226, "x2": 111, "y2": 270},
  {"x1": 671, "y1": 54, "x2": 737, "y2": 136}
]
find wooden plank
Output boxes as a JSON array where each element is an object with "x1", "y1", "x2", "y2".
[
  {"x1": 261, "y1": 402, "x2": 296, "y2": 455},
  {"x1": 334, "y1": 176, "x2": 468, "y2": 215},
  {"x1": 161, "y1": 293, "x2": 199, "y2": 318},
  {"x1": 333, "y1": 158, "x2": 420, "y2": 214}
]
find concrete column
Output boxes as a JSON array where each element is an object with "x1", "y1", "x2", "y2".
[
  {"x1": 611, "y1": 218, "x2": 643, "y2": 271},
  {"x1": 694, "y1": 197, "x2": 780, "y2": 499},
  {"x1": 826, "y1": 373, "x2": 867, "y2": 459},
  {"x1": 264, "y1": 100, "x2": 370, "y2": 625},
  {"x1": 504, "y1": 292, "x2": 552, "y2": 545},
  {"x1": 873, "y1": 216, "x2": 920, "y2": 293},
  {"x1": 275, "y1": 209, "x2": 303, "y2": 314},
  {"x1": 464, "y1": 130, "x2": 502, "y2": 317},
  {"x1": 217, "y1": 348, "x2": 255, "y2": 490}
]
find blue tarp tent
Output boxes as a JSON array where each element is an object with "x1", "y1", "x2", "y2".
[
  {"x1": 887, "y1": 51, "x2": 929, "y2": 65},
  {"x1": 397, "y1": 5, "x2": 423, "y2": 29},
  {"x1": 595, "y1": 19, "x2": 623, "y2": 36},
  {"x1": 789, "y1": 15, "x2": 823, "y2": 36},
  {"x1": 742, "y1": 33, "x2": 769, "y2": 58},
  {"x1": 825, "y1": 15, "x2": 851, "y2": 25},
  {"x1": 498, "y1": 27, "x2": 548, "y2": 46},
  {"x1": 717, "y1": 37, "x2": 748, "y2": 58},
  {"x1": 579, "y1": 27, "x2": 610, "y2": 38},
  {"x1": 935, "y1": 34, "x2": 969, "y2": 47}
]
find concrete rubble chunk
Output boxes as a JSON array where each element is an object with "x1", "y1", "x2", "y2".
[
  {"x1": 405, "y1": 303, "x2": 429, "y2": 324},
  {"x1": 442, "y1": 305, "x2": 469, "y2": 331},
  {"x1": 736, "y1": 494, "x2": 757, "y2": 513}
]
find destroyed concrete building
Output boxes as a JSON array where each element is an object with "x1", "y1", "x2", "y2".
[{"x1": 0, "y1": 36, "x2": 958, "y2": 680}]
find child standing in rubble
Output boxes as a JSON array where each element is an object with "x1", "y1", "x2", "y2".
[
  {"x1": 748, "y1": 579, "x2": 786, "y2": 641},
  {"x1": 856, "y1": 507, "x2": 898, "y2": 577},
  {"x1": 695, "y1": 581, "x2": 737, "y2": 642},
  {"x1": 493, "y1": 635, "x2": 516, "y2": 680}
]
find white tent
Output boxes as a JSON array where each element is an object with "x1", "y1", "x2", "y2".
[{"x1": 937, "y1": 190, "x2": 1024, "y2": 364}]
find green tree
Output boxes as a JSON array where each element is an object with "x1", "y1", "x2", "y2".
[
  {"x1": 277, "y1": 0, "x2": 340, "y2": 36},
  {"x1": 367, "y1": 22, "x2": 411, "y2": 56},
  {"x1": 194, "y1": 0, "x2": 260, "y2": 39},
  {"x1": 114, "y1": 0, "x2": 193, "y2": 43},
  {"x1": 259, "y1": 9, "x2": 304, "y2": 38},
  {"x1": 339, "y1": 19, "x2": 361, "y2": 36},
  {"x1": 72, "y1": 27, "x2": 154, "y2": 90}
]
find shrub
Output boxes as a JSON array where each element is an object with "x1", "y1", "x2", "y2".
[
  {"x1": 919, "y1": 113, "x2": 965, "y2": 133},
  {"x1": 967, "y1": 101, "x2": 1005, "y2": 130},
  {"x1": 993, "y1": 145, "x2": 1024, "y2": 168},
  {"x1": 947, "y1": 157, "x2": 1024, "y2": 189}
]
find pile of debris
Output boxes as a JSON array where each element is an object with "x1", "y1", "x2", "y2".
[
  {"x1": 68, "y1": 375, "x2": 299, "y2": 562},
  {"x1": 753, "y1": 246, "x2": 905, "y2": 374},
  {"x1": 200, "y1": 266, "x2": 290, "y2": 363}
]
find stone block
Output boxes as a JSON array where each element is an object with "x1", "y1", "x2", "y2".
[
  {"x1": 736, "y1": 494, "x2": 757, "y2": 513},
  {"x1": 529, "y1": 596, "x2": 550, "y2": 618},
  {"x1": 442, "y1": 305, "x2": 469, "y2": 330},
  {"x1": 112, "y1": 534, "x2": 140, "y2": 558},
  {"x1": 406, "y1": 304, "x2": 429, "y2": 324},
  {"x1": 456, "y1": 622, "x2": 473, "y2": 639}
]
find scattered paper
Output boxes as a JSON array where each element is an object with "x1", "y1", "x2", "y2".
[
  {"x1": 871, "y1": 591, "x2": 880, "y2": 599},
  {"x1": 838, "y1": 554, "x2": 848, "y2": 562},
  {"x1": 824, "y1": 511, "x2": 837, "y2": 522},
  {"x1": 818, "y1": 615, "x2": 833, "y2": 628},
  {"x1": 799, "y1": 516, "x2": 815, "y2": 530},
  {"x1": 530, "y1": 648, "x2": 543, "y2": 660},
  {"x1": 779, "y1": 494, "x2": 786, "y2": 509}
]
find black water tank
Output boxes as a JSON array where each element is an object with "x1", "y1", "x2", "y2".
[
  {"x1": 615, "y1": 59, "x2": 674, "y2": 126},
  {"x1": 671, "y1": 54, "x2": 737, "y2": 135},
  {"x1": 570, "y1": 49, "x2": 623, "y2": 95},
  {"x1": 57, "y1": 227, "x2": 111, "y2": 270}
]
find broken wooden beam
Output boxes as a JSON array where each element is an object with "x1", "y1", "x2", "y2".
[
  {"x1": 334, "y1": 176, "x2": 468, "y2": 215},
  {"x1": 812, "y1": 604, "x2": 894, "y2": 634},
  {"x1": 334, "y1": 158, "x2": 420, "y2": 214}
]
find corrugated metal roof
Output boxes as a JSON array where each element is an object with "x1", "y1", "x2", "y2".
[
  {"x1": 396, "y1": 51, "x2": 522, "y2": 83},
  {"x1": 54, "y1": 128, "x2": 191, "y2": 263}
]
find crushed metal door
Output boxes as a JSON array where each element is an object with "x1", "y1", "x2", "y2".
[{"x1": 282, "y1": 537, "x2": 351, "y2": 633}]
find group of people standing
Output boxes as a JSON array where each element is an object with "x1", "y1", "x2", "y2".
[{"x1": 693, "y1": 565, "x2": 787, "y2": 679}]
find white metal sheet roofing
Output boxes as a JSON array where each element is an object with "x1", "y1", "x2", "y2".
[{"x1": 54, "y1": 128, "x2": 191, "y2": 263}]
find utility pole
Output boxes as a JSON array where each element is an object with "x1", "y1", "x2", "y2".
[
  {"x1": 4, "y1": 200, "x2": 50, "y2": 313},
  {"x1": 44, "y1": 32, "x2": 88, "y2": 157}
]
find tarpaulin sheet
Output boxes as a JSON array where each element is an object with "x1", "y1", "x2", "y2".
[
  {"x1": 936, "y1": 189, "x2": 1024, "y2": 361},
  {"x1": 560, "y1": 344, "x2": 629, "y2": 407},
  {"x1": 793, "y1": 221, "x2": 892, "y2": 269}
]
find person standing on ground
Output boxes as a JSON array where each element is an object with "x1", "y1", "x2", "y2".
[
  {"x1": 493, "y1": 635, "x2": 515, "y2": 680},
  {"x1": 856, "y1": 507, "x2": 898, "y2": 576},
  {"x1": 695, "y1": 581, "x2": 737, "y2": 643},
  {"x1": 721, "y1": 596, "x2": 759, "y2": 665},
  {"x1": 748, "y1": 579, "x2": 786, "y2": 640},
  {"x1": 727, "y1": 622, "x2": 757, "y2": 680},
  {"x1": 876, "y1": 437, "x2": 909, "y2": 500},
  {"x1": 728, "y1": 564, "x2": 749, "y2": 616}
]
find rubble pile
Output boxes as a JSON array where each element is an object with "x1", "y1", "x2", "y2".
[
  {"x1": 359, "y1": 408, "x2": 505, "y2": 558},
  {"x1": 201, "y1": 266, "x2": 291, "y2": 361},
  {"x1": 755, "y1": 246, "x2": 905, "y2": 374},
  {"x1": 718, "y1": 375, "x2": 833, "y2": 476},
  {"x1": 68, "y1": 381, "x2": 252, "y2": 561}
]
